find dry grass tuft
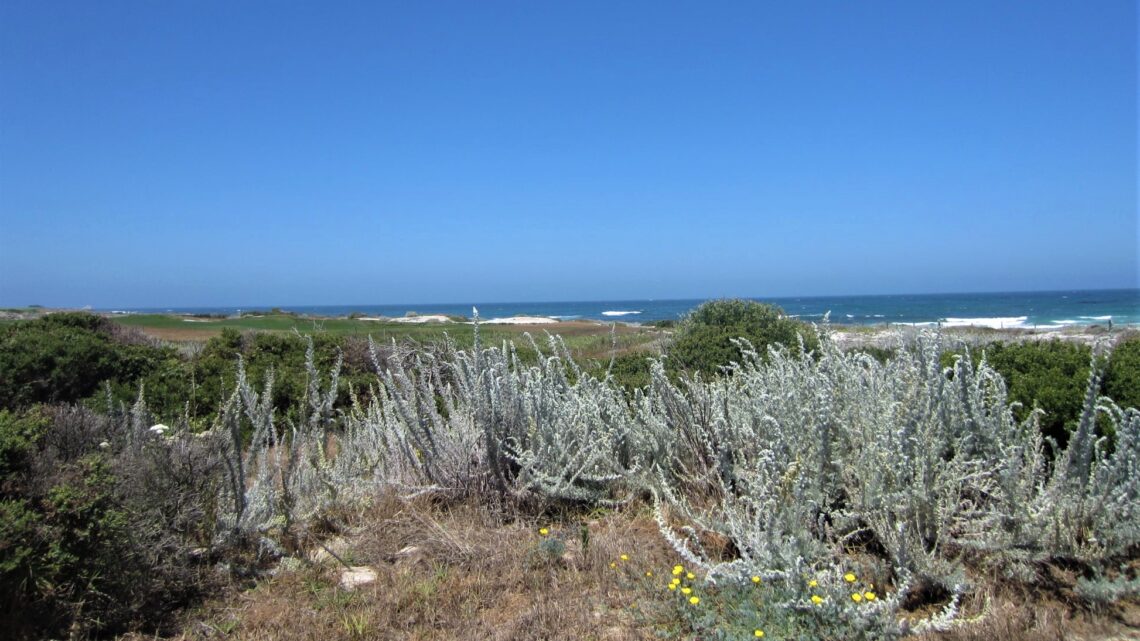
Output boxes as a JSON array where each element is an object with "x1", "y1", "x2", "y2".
[
  {"x1": 141, "y1": 498, "x2": 682, "y2": 641},
  {"x1": 117, "y1": 496, "x2": 1140, "y2": 641},
  {"x1": 911, "y1": 585, "x2": 1140, "y2": 641}
]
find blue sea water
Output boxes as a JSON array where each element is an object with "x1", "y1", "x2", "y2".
[{"x1": 110, "y1": 289, "x2": 1140, "y2": 328}]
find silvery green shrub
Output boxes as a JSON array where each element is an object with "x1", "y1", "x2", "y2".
[
  {"x1": 647, "y1": 327, "x2": 1138, "y2": 632},
  {"x1": 201, "y1": 319, "x2": 1138, "y2": 629}
]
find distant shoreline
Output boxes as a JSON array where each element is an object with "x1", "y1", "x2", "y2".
[
  {"x1": 3, "y1": 307, "x2": 1133, "y2": 352},
  {"x1": 70, "y1": 288, "x2": 1139, "y2": 328}
]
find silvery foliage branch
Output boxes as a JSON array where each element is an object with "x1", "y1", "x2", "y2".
[
  {"x1": 1029, "y1": 365, "x2": 1140, "y2": 560},
  {"x1": 211, "y1": 342, "x2": 348, "y2": 549},
  {"x1": 501, "y1": 332, "x2": 642, "y2": 503},
  {"x1": 647, "y1": 330, "x2": 1037, "y2": 630},
  {"x1": 339, "y1": 315, "x2": 642, "y2": 503},
  {"x1": 340, "y1": 335, "x2": 489, "y2": 496},
  {"x1": 276, "y1": 336, "x2": 345, "y2": 524},
  {"x1": 646, "y1": 335, "x2": 843, "y2": 577},
  {"x1": 851, "y1": 335, "x2": 1022, "y2": 584},
  {"x1": 211, "y1": 356, "x2": 280, "y2": 550}
]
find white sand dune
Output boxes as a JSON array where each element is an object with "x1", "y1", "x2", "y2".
[
  {"x1": 482, "y1": 316, "x2": 559, "y2": 325},
  {"x1": 361, "y1": 315, "x2": 455, "y2": 323}
]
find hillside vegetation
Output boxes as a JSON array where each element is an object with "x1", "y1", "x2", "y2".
[{"x1": 1, "y1": 303, "x2": 1138, "y2": 640}]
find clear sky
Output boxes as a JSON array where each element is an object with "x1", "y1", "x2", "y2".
[{"x1": 1, "y1": 1, "x2": 1136, "y2": 308}]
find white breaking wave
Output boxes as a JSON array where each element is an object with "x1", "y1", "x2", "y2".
[
  {"x1": 941, "y1": 316, "x2": 1028, "y2": 329},
  {"x1": 1079, "y1": 315, "x2": 1113, "y2": 321},
  {"x1": 602, "y1": 310, "x2": 642, "y2": 316}
]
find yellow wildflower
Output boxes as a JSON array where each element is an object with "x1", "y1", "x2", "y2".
[
  {"x1": 609, "y1": 562, "x2": 616, "y2": 569},
  {"x1": 686, "y1": 572, "x2": 695, "y2": 580},
  {"x1": 811, "y1": 594, "x2": 824, "y2": 605},
  {"x1": 844, "y1": 572, "x2": 857, "y2": 583},
  {"x1": 751, "y1": 575, "x2": 761, "y2": 584},
  {"x1": 754, "y1": 631, "x2": 765, "y2": 638},
  {"x1": 672, "y1": 565, "x2": 684, "y2": 576},
  {"x1": 689, "y1": 596, "x2": 700, "y2": 605},
  {"x1": 538, "y1": 527, "x2": 549, "y2": 536},
  {"x1": 851, "y1": 593, "x2": 863, "y2": 603},
  {"x1": 681, "y1": 587, "x2": 692, "y2": 595},
  {"x1": 808, "y1": 579, "x2": 818, "y2": 588},
  {"x1": 620, "y1": 554, "x2": 629, "y2": 561},
  {"x1": 671, "y1": 578, "x2": 681, "y2": 585},
  {"x1": 646, "y1": 571, "x2": 653, "y2": 577},
  {"x1": 668, "y1": 584, "x2": 677, "y2": 591},
  {"x1": 864, "y1": 591, "x2": 877, "y2": 601}
]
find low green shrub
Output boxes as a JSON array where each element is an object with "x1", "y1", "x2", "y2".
[
  {"x1": 942, "y1": 340, "x2": 1095, "y2": 446},
  {"x1": 0, "y1": 404, "x2": 222, "y2": 639},
  {"x1": 665, "y1": 299, "x2": 819, "y2": 376},
  {"x1": 1105, "y1": 334, "x2": 1140, "y2": 412},
  {"x1": 0, "y1": 312, "x2": 187, "y2": 419},
  {"x1": 605, "y1": 351, "x2": 654, "y2": 391}
]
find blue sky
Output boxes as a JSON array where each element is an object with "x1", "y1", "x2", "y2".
[{"x1": 1, "y1": 1, "x2": 1136, "y2": 307}]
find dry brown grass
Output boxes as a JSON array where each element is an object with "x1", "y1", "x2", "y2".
[
  {"x1": 134, "y1": 326, "x2": 225, "y2": 342},
  {"x1": 140, "y1": 498, "x2": 681, "y2": 641},
  {"x1": 912, "y1": 590, "x2": 1140, "y2": 641},
  {"x1": 119, "y1": 497, "x2": 1140, "y2": 641}
]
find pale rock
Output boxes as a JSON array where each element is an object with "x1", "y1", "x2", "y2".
[
  {"x1": 339, "y1": 566, "x2": 378, "y2": 590},
  {"x1": 307, "y1": 536, "x2": 350, "y2": 564}
]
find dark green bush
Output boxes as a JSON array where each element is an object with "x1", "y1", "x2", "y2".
[
  {"x1": 665, "y1": 299, "x2": 820, "y2": 376},
  {"x1": 605, "y1": 351, "x2": 655, "y2": 392},
  {"x1": 0, "y1": 314, "x2": 126, "y2": 408},
  {"x1": 959, "y1": 340, "x2": 1094, "y2": 446},
  {"x1": 1104, "y1": 335, "x2": 1140, "y2": 412},
  {"x1": 0, "y1": 405, "x2": 221, "y2": 639},
  {"x1": 188, "y1": 329, "x2": 373, "y2": 426},
  {"x1": 844, "y1": 345, "x2": 897, "y2": 364},
  {"x1": 0, "y1": 313, "x2": 186, "y2": 419}
]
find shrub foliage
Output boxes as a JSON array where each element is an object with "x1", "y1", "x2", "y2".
[
  {"x1": 2, "y1": 312, "x2": 1140, "y2": 638},
  {"x1": 665, "y1": 299, "x2": 820, "y2": 375}
]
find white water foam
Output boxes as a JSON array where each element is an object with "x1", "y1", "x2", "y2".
[
  {"x1": 1079, "y1": 315, "x2": 1113, "y2": 321},
  {"x1": 602, "y1": 310, "x2": 642, "y2": 316},
  {"x1": 941, "y1": 316, "x2": 1028, "y2": 329}
]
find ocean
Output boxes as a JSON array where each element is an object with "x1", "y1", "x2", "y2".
[{"x1": 110, "y1": 289, "x2": 1140, "y2": 329}]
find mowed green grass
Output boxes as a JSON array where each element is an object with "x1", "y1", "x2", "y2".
[{"x1": 110, "y1": 313, "x2": 665, "y2": 359}]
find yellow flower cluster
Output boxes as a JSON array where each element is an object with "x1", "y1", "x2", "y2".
[{"x1": 662, "y1": 563, "x2": 701, "y2": 605}]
